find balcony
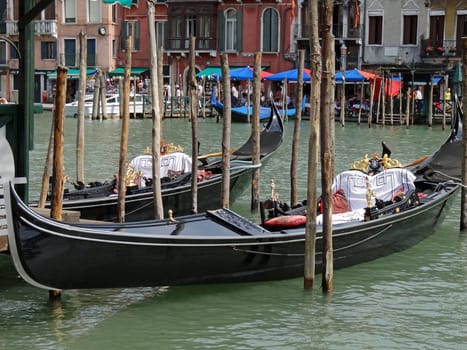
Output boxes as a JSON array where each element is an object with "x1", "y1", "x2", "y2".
[
  {"x1": 4, "y1": 20, "x2": 58, "y2": 37},
  {"x1": 166, "y1": 37, "x2": 216, "y2": 52},
  {"x1": 35, "y1": 20, "x2": 58, "y2": 37},
  {"x1": 332, "y1": 23, "x2": 361, "y2": 41},
  {"x1": 421, "y1": 39, "x2": 458, "y2": 58}
]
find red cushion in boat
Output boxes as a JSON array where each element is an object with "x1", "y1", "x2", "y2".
[{"x1": 263, "y1": 215, "x2": 306, "y2": 230}]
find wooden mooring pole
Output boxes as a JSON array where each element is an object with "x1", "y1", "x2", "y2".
[
  {"x1": 49, "y1": 65, "x2": 68, "y2": 299},
  {"x1": 320, "y1": 0, "x2": 335, "y2": 293},
  {"x1": 148, "y1": 2, "x2": 164, "y2": 219},
  {"x1": 76, "y1": 31, "x2": 87, "y2": 184},
  {"x1": 304, "y1": 0, "x2": 320, "y2": 290},
  {"x1": 189, "y1": 36, "x2": 199, "y2": 213},
  {"x1": 460, "y1": 37, "x2": 467, "y2": 230},
  {"x1": 251, "y1": 52, "x2": 262, "y2": 211},
  {"x1": 220, "y1": 54, "x2": 232, "y2": 208},
  {"x1": 50, "y1": 66, "x2": 67, "y2": 222},
  {"x1": 117, "y1": 36, "x2": 132, "y2": 223}
]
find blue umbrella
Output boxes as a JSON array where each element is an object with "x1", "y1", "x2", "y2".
[
  {"x1": 217, "y1": 66, "x2": 273, "y2": 80},
  {"x1": 229, "y1": 66, "x2": 255, "y2": 80},
  {"x1": 264, "y1": 68, "x2": 311, "y2": 82},
  {"x1": 335, "y1": 68, "x2": 377, "y2": 83}
]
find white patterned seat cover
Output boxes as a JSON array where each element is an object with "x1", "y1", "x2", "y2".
[
  {"x1": 130, "y1": 152, "x2": 193, "y2": 179},
  {"x1": 332, "y1": 168, "x2": 416, "y2": 210}
]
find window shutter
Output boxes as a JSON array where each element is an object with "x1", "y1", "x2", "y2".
[
  {"x1": 263, "y1": 10, "x2": 271, "y2": 51},
  {"x1": 121, "y1": 21, "x2": 128, "y2": 50},
  {"x1": 134, "y1": 21, "x2": 140, "y2": 50},
  {"x1": 218, "y1": 10, "x2": 225, "y2": 52},
  {"x1": 272, "y1": 11, "x2": 278, "y2": 52},
  {"x1": 236, "y1": 10, "x2": 242, "y2": 52}
]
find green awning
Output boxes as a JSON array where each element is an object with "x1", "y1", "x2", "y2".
[
  {"x1": 196, "y1": 67, "x2": 222, "y2": 78},
  {"x1": 196, "y1": 66, "x2": 268, "y2": 79},
  {"x1": 109, "y1": 67, "x2": 149, "y2": 76},
  {"x1": 47, "y1": 68, "x2": 97, "y2": 79}
]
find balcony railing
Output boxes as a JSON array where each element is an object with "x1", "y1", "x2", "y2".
[
  {"x1": 4, "y1": 20, "x2": 58, "y2": 37},
  {"x1": 166, "y1": 37, "x2": 216, "y2": 51},
  {"x1": 421, "y1": 38, "x2": 458, "y2": 58}
]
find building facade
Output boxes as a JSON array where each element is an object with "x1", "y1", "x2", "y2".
[{"x1": 1, "y1": 0, "x2": 467, "y2": 102}]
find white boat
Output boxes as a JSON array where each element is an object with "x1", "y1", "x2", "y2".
[{"x1": 65, "y1": 93, "x2": 151, "y2": 118}]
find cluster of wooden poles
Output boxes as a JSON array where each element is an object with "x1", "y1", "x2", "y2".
[{"x1": 40, "y1": 0, "x2": 342, "y2": 296}]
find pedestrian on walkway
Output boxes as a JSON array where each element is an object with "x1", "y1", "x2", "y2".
[{"x1": 414, "y1": 86, "x2": 423, "y2": 115}]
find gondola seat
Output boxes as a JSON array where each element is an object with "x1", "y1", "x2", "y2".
[{"x1": 332, "y1": 168, "x2": 416, "y2": 210}]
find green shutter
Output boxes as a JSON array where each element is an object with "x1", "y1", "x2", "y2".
[
  {"x1": 236, "y1": 10, "x2": 242, "y2": 52},
  {"x1": 134, "y1": 21, "x2": 140, "y2": 51},
  {"x1": 121, "y1": 21, "x2": 128, "y2": 50},
  {"x1": 272, "y1": 10, "x2": 278, "y2": 52},
  {"x1": 263, "y1": 10, "x2": 271, "y2": 51},
  {"x1": 218, "y1": 10, "x2": 225, "y2": 52}
]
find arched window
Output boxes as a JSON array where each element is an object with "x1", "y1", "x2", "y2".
[
  {"x1": 219, "y1": 8, "x2": 242, "y2": 52},
  {"x1": 262, "y1": 8, "x2": 279, "y2": 52},
  {"x1": 225, "y1": 9, "x2": 237, "y2": 51}
]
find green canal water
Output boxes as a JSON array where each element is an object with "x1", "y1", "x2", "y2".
[{"x1": 1, "y1": 113, "x2": 466, "y2": 349}]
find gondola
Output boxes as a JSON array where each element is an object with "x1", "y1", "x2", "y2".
[
  {"x1": 211, "y1": 93, "x2": 272, "y2": 123},
  {"x1": 29, "y1": 104, "x2": 284, "y2": 222},
  {"x1": 1, "y1": 97, "x2": 461, "y2": 291},
  {"x1": 210, "y1": 93, "x2": 306, "y2": 123}
]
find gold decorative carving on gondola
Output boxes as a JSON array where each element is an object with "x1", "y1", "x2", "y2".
[
  {"x1": 350, "y1": 152, "x2": 401, "y2": 174},
  {"x1": 143, "y1": 140, "x2": 184, "y2": 155},
  {"x1": 124, "y1": 163, "x2": 143, "y2": 187}
]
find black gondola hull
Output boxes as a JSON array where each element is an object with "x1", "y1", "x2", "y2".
[
  {"x1": 8, "y1": 182, "x2": 458, "y2": 290},
  {"x1": 51, "y1": 167, "x2": 252, "y2": 222}
]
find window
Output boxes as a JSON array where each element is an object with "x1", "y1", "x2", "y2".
[
  {"x1": 156, "y1": 21, "x2": 167, "y2": 49},
  {"x1": 64, "y1": 38, "x2": 76, "y2": 66},
  {"x1": 10, "y1": 41, "x2": 19, "y2": 59},
  {"x1": 185, "y1": 14, "x2": 196, "y2": 48},
  {"x1": 262, "y1": 8, "x2": 279, "y2": 52},
  {"x1": 402, "y1": 15, "x2": 418, "y2": 45},
  {"x1": 41, "y1": 41, "x2": 57, "y2": 60},
  {"x1": 198, "y1": 15, "x2": 212, "y2": 49},
  {"x1": 167, "y1": 5, "x2": 216, "y2": 51},
  {"x1": 368, "y1": 15, "x2": 382, "y2": 45},
  {"x1": 456, "y1": 14, "x2": 467, "y2": 49},
  {"x1": 87, "y1": 38, "x2": 96, "y2": 66},
  {"x1": 225, "y1": 9, "x2": 237, "y2": 51},
  {"x1": 0, "y1": 41, "x2": 6, "y2": 65},
  {"x1": 429, "y1": 15, "x2": 445, "y2": 47},
  {"x1": 112, "y1": 4, "x2": 117, "y2": 23},
  {"x1": 64, "y1": 0, "x2": 76, "y2": 23},
  {"x1": 219, "y1": 8, "x2": 242, "y2": 51},
  {"x1": 122, "y1": 21, "x2": 140, "y2": 51},
  {"x1": 88, "y1": 0, "x2": 101, "y2": 24},
  {"x1": 112, "y1": 39, "x2": 117, "y2": 57},
  {"x1": 44, "y1": 1, "x2": 55, "y2": 19}
]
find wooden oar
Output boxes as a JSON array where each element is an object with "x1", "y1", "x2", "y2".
[
  {"x1": 402, "y1": 155, "x2": 431, "y2": 168},
  {"x1": 197, "y1": 148, "x2": 238, "y2": 160}
]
